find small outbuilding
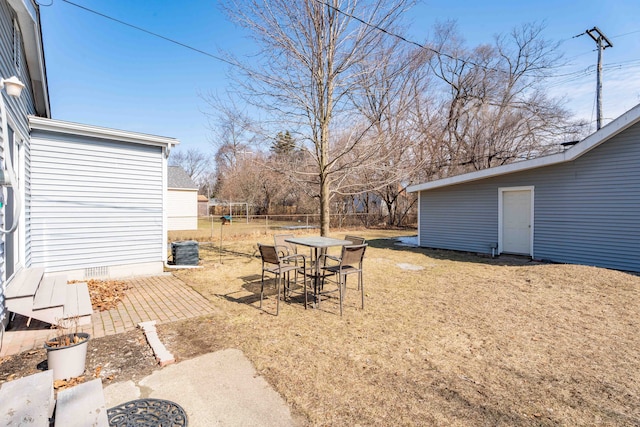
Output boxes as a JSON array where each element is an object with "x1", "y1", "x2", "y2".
[
  {"x1": 198, "y1": 194, "x2": 209, "y2": 217},
  {"x1": 408, "y1": 103, "x2": 640, "y2": 273},
  {"x1": 167, "y1": 166, "x2": 198, "y2": 231}
]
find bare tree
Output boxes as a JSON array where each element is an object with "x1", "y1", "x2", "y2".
[
  {"x1": 349, "y1": 41, "x2": 428, "y2": 225},
  {"x1": 205, "y1": 94, "x2": 262, "y2": 199},
  {"x1": 197, "y1": 170, "x2": 217, "y2": 198},
  {"x1": 205, "y1": 94, "x2": 260, "y2": 168},
  {"x1": 215, "y1": 153, "x2": 286, "y2": 214},
  {"x1": 425, "y1": 22, "x2": 587, "y2": 176},
  {"x1": 169, "y1": 147, "x2": 211, "y2": 181},
  {"x1": 221, "y1": 0, "x2": 416, "y2": 235}
]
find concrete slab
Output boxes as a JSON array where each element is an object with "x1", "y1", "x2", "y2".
[
  {"x1": 55, "y1": 379, "x2": 108, "y2": 427},
  {"x1": 103, "y1": 380, "x2": 140, "y2": 408},
  {"x1": 103, "y1": 349, "x2": 296, "y2": 427}
]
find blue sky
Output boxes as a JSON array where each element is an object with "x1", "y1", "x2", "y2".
[{"x1": 39, "y1": 0, "x2": 640, "y2": 156}]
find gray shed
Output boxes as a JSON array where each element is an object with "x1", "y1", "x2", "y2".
[{"x1": 407, "y1": 103, "x2": 640, "y2": 273}]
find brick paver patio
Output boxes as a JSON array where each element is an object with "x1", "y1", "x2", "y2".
[{"x1": 0, "y1": 274, "x2": 214, "y2": 357}]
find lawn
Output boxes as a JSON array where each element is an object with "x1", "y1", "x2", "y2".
[{"x1": 161, "y1": 229, "x2": 640, "y2": 426}]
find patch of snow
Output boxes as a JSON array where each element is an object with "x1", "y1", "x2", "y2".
[
  {"x1": 397, "y1": 263, "x2": 425, "y2": 271},
  {"x1": 395, "y1": 235, "x2": 418, "y2": 247}
]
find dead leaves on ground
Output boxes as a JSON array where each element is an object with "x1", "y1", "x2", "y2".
[
  {"x1": 52, "y1": 366, "x2": 114, "y2": 391},
  {"x1": 53, "y1": 376, "x2": 85, "y2": 390},
  {"x1": 69, "y1": 279, "x2": 131, "y2": 311}
]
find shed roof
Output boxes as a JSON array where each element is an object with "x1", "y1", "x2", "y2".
[
  {"x1": 408, "y1": 103, "x2": 640, "y2": 193},
  {"x1": 168, "y1": 166, "x2": 198, "y2": 190}
]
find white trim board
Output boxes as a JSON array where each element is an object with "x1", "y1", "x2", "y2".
[{"x1": 29, "y1": 116, "x2": 179, "y2": 149}]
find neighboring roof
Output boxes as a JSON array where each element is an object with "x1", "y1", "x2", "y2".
[
  {"x1": 198, "y1": 195, "x2": 208, "y2": 202},
  {"x1": 168, "y1": 166, "x2": 198, "y2": 190},
  {"x1": 8, "y1": 0, "x2": 50, "y2": 117},
  {"x1": 29, "y1": 116, "x2": 179, "y2": 150},
  {"x1": 408, "y1": 103, "x2": 640, "y2": 193}
]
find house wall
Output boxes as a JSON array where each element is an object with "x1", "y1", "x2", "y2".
[
  {"x1": 167, "y1": 188, "x2": 198, "y2": 230},
  {"x1": 28, "y1": 130, "x2": 166, "y2": 278},
  {"x1": 0, "y1": 0, "x2": 39, "y2": 326},
  {"x1": 419, "y1": 121, "x2": 640, "y2": 273}
]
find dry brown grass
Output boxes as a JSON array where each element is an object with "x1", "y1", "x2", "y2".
[{"x1": 159, "y1": 229, "x2": 640, "y2": 426}]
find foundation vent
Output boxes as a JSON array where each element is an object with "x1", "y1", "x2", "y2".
[{"x1": 84, "y1": 266, "x2": 109, "y2": 279}]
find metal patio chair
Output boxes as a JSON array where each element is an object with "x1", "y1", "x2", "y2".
[
  {"x1": 258, "y1": 243, "x2": 307, "y2": 315},
  {"x1": 274, "y1": 233, "x2": 297, "y2": 258},
  {"x1": 319, "y1": 243, "x2": 367, "y2": 316},
  {"x1": 344, "y1": 235, "x2": 366, "y2": 245},
  {"x1": 323, "y1": 235, "x2": 366, "y2": 288}
]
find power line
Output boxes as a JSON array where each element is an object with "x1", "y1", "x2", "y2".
[
  {"x1": 611, "y1": 29, "x2": 640, "y2": 38},
  {"x1": 310, "y1": 0, "x2": 503, "y2": 73},
  {"x1": 60, "y1": 0, "x2": 238, "y2": 67}
]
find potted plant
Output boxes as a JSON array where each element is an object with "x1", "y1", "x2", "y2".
[{"x1": 44, "y1": 316, "x2": 90, "y2": 381}]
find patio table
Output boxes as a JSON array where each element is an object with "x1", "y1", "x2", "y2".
[{"x1": 285, "y1": 236, "x2": 352, "y2": 306}]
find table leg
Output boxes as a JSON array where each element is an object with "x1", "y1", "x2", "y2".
[
  {"x1": 307, "y1": 247, "x2": 320, "y2": 308},
  {"x1": 312, "y1": 247, "x2": 318, "y2": 307}
]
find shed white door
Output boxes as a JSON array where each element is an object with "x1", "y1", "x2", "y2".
[{"x1": 501, "y1": 189, "x2": 532, "y2": 255}]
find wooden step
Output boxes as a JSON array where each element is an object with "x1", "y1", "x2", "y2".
[
  {"x1": 5, "y1": 267, "x2": 45, "y2": 298},
  {"x1": 0, "y1": 370, "x2": 55, "y2": 426},
  {"x1": 55, "y1": 378, "x2": 108, "y2": 427},
  {"x1": 63, "y1": 282, "x2": 93, "y2": 326},
  {"x1": 25, "y1": 275, "x2": 67, "y2": 325},
  {"x1": 5, "y1": 270, "x2": 93, "y2": 327},
  {"x1": 33, "y1": 275, "x2": 67, "y2": 309}
]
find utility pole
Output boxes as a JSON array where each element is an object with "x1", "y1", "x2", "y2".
[{"x1": 585, "y1": 27, "x2": 613, "y2": 130}]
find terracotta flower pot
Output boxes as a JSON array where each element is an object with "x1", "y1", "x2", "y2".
[{"x1": 44, "y1": 332, "x2": 90, "y2": 381}]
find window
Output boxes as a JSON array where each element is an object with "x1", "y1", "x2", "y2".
[{"x1": 13, "y1": 19, "x2": 21, "y2": 72}]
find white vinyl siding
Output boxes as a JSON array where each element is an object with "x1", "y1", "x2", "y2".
[
  {"x1": 0, "y1": 0, "x2": 39, "y2": 325},
  {"x1": 29, "y1": 132, "x2": 164, "y2": 272},
  {"x1": 167, "y1": 189, "x2": 197, "y2": 230}
]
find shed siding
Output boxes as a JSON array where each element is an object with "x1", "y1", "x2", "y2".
[
  {"x1": 29, "y1": 131, "x2": 164, "y2": 272},
  {"x1": 167, "y1": 189, "x2": 198, "y2": 230},
  {"x1": 419, "y1": 184, "x2": 498, "y2": 254},
  {"x1": 419, "y1": 121, "x2": 640, "y2": 272}
]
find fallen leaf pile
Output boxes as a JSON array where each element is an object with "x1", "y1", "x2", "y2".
[
  {"x1": 69, "y1": 279, "x2": 131, "y2": 311},
  {"x1": 53, "y1": 376, "x2": 85, "y2": 390},
  {"x1": 48, "y1": 364, "x2": 115, "y2": 391}
]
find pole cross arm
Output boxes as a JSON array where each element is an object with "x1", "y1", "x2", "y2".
[{"x1": 586, "y1": 27, "x2": 613, "y2": 49}]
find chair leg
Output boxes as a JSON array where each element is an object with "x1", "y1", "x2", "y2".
[
  {"x1": 260, "y1": 270, "x2": 265, "y2": 309},
  {"x1": 284, "y1": 271, "x2": 289, "y2": 300},
  {"x1": 360, "y1": 271, "x2": 364, "y2": 309},
  {"x1": 339, "y1": 275, "x2": 344, "y2": 317},
  {"x1": 303, "y1": 269, "x2": 308, "y2": 309},
  {"x1": 276, "y1": 274, "x2": 281, "y2": 315}
]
